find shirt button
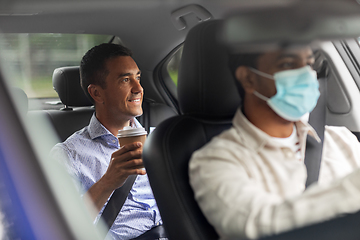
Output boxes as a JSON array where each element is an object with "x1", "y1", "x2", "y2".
[
  {"x1": 112, "y1": 140, "x2": 116, "y2": 143},
  {"x1": 282, "y1": 149, "x2": 294, "y2": 159}
]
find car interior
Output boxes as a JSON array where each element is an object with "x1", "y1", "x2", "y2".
[
  {"x1": 27, "y1": 66, "x2": 178, "y2": 143},
  {"x1": 2, "y1": 0, "x2": 360, "y2": 239},
  {"x1": 143, "y1": 18, "x2": 329, "y2": 240},
  {"x1": 143, "y1": 20, "x2": 238, "y2": 240}
]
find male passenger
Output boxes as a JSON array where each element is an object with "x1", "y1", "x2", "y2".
[
  {"x1": 189, "y1": 45, "x2": 360, "y2": 239},
  {"x1": 51, "y1": 43, "x2": 164, "y2": 240}
]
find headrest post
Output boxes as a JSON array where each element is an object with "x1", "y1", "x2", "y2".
[{"x1": 60, "y1": 105, "x2": 73, "y2": 111}]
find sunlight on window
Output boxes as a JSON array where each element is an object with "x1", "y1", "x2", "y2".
[{"x1": 0, "y1": 33, "x2": 111, "y2": 98}]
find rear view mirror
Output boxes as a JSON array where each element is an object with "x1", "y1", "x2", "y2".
[{"x1": 220, "y1": 0, "x2": 360, "y2": 53}]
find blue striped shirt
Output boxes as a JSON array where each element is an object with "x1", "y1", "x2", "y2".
[{"x1": 51, "y1": 114, "x2": 162, "y2": 240}]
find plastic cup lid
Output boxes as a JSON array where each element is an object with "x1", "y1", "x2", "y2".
[{"x1": 117, "y1": 127, "x2": 147, "y2": 138}]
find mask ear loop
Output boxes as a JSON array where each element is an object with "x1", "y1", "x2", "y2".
[
  {"x1": 253, "y1": 91, "x2": 270, "y2": 101},
  {"x1": 248, "y1": 67, "x2": 275, "y2": 80},
  {"x1": 248, "y1": 67, "x2": 274, "y2": 102}
]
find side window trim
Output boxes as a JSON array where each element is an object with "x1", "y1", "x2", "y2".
[
  {"x1": 334, "y1": 39, "x2": 360, "y2": 91},
  {"x1": 154, "y1": 44, "x2": 183, "y2": 113}
]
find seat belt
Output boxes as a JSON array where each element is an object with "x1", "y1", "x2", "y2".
[
  {"x1": 137, "y1": 99, "x2": 151, "y2": 134},
  {"x1": 98, "y1": 99, "x2": 153, "y2": 230},
  {"x1": 131, "y1": 225, "x2": 167, "y2": 240},
  {"x1": 143, "y1": 99, "x2": 150, "y2": 134},
  {"x1": 97, "y1": 174, "x2": 137, "y2": 230},
  {"x1": 304, "y1": 70, "x2": 327, "y2": 188},
  {"x1": 304, "y1": 134, "x2": 324, "y2": 188}
]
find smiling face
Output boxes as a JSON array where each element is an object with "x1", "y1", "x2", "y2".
[{"x1": 95, "y1": 56, "x2": 143, "y2": 124}]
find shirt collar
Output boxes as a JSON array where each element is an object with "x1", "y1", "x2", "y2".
[
  {"x1": 88, "y1": 113, "x2": 142, "y2": 140},
  {"x1": 88, "y1": 113, "x2": 112, "y2": 140},
  {"x1": 232, "y1": 108, "x2": 321, "y2": 152},
  {"x1": 294, "y1": 119, "x2": 321, "y2": 143}
]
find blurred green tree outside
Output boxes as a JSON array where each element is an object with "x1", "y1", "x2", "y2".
[
  {"x1": 0, "y1": 33, "x2": 111, "y2": 98},
  {"x1": 166, "y1": 46, "x2": 183, "y2": 86}
]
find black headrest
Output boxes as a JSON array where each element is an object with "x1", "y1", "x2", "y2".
[
  {"x1": 178, "y1": 20, "x2": 240, "y2": 118},
  {"x1": 52, "y1": 66, "x2": 93, "y2": 107}
]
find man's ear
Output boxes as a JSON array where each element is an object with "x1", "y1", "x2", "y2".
[
  {"x1": 235, "y1": 66, "x2": 256, "y2": 94},
  {"x1": 87, "y1": 84, "x2": 104, "y2": 104}
]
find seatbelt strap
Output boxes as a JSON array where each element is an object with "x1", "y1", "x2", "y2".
[
  {"x1": 143, "y1": 99, "x2": 150, "y2": 134},
  {"x1": 137, "y1": 99, "x2": 151, "y2": 134},
  {"x1": 304, "y1": 75, "x2": 327, "y2": 188},
  {"x1": 98, "y1": 98, "x2": 151, "y2": 231},
  {"x1": 98, "y1": 174, "x2": 138, "y2": 230},
  {"x1": 304, "y1": 135, "x2": 324, "y2": 187},
  {"x1": 131, "y1": 225, "x2": 167, "y2": 240}
]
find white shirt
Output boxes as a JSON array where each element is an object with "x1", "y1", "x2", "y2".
[
  {"x1": 271, "y1": 125, "x2": 301, "y2": 161},
  {"x1": 189, "y1": 109, "x2": 360, "y2": 239}
]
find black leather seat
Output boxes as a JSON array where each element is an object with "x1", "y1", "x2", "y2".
[
  {"x1": 142, "y1": 19, "x2": 333, "y2": 240},
  {"x1": 143, "y1": 20, "x2": 240, "y2": 240},
  {"x1": 38, "y1": 66, "x2": 95, "y2": 142}
]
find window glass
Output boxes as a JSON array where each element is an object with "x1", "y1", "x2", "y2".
[
  {"x1": 166, "y1": 46, "x2": 183, "y2": 86},
  {"x1": 0, "y1": 34, "x2": 111, "y2": 98}
]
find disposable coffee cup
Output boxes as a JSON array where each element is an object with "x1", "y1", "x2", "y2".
[{"x1": 117, "y1": 127, "x2": 147, "y2": 146}]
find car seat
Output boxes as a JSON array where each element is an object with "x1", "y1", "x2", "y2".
[
  {"x1": 11, "y1": 87, "x2": 28, "y2": 116},
  {"x1": 143, "y1": 20, "x2": 238, "y2": 240},
  {"x1": 143, "y1": 19, "x2": 330, "y2": 239},
  {"x1": 49, "y1": 66, "x2": 95, "y2": 142}
]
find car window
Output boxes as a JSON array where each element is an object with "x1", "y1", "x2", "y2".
[
  {"x1": 0, "y1": 33, "x2": 112, "y2": 109},
  {"x1": 166, "y1": 46, "x2": 183, "y2": 86},
  {"x1": 158, "y1": 45, "x2": 183, "y2": 108}
]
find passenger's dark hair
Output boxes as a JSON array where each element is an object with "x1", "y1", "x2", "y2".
[
  {"x1": 228, "y1": 52, "x2": 260, "y2": 103},
  {"x1": 80, "y1": 43, "x2": 133, "y2": 103}
]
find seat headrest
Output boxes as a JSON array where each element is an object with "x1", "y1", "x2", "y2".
[
  {"x1": 11, "y1": 87, "x2": 28, "y2": 115},
  {"x1": 178, "y1": 20, "x2": 240, "y2": 119},
  {"x1": 52, "y1": 66, "x2": 93, "y2": 107}
]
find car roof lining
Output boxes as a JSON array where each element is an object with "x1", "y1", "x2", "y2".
[{"x1": 0, "y1": 0, "x2": 298, "y2": 70}]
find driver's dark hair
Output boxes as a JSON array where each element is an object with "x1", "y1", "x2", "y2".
[
  {"x1": 228, "y1": 52, "x2": 260, "y2": 104},
  {"x1": 80, "y1": 43, "x2": 133, "y2": 103}
]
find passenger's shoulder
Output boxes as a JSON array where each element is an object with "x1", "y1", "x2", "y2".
[
  {"x1": 324, "y1": 126, "x2": 359, "y2": 147},
  {"x1": 325, "y1": 125, "x2": 359, "y2": 143},
  {"x1": 58, "y1": 127, "x2": 90, "y2": 148}
]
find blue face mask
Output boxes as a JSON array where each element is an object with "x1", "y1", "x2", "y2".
[{"x1": 249, "y1": 65, "x2": 320, "y2": 121}]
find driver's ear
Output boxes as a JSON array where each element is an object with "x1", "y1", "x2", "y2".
[
  {"x1": 88, "y1": 84, "x2": 104, "y2": 104},
  {"x1": 235, "y1": 66, "x2": 257, "y2": 94}
]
